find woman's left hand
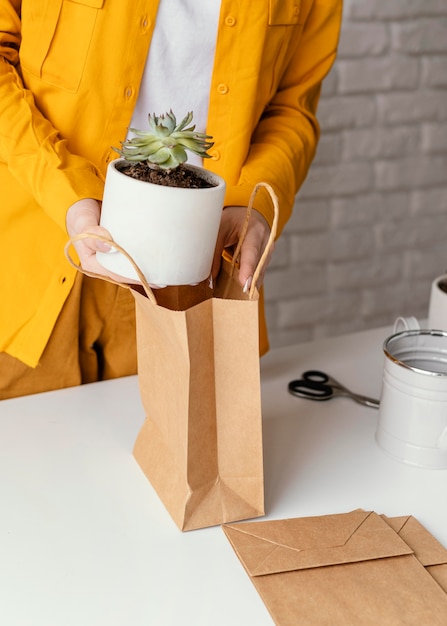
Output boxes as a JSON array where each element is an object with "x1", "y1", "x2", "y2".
[{"x1": 211, "y1": 206, "x2": 274, "y2": 291}]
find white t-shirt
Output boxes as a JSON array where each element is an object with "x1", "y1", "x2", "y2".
[{"x1": 129, "y1": 0, "x2": 221, "y2": 166}]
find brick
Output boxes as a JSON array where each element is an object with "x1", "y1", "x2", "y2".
[
  {"x1": 362, "y1": 283, "x2": 408, "y2": 316},
  {"x1": 337, "y1": 57, "x2": 420, "y2": 94},
  {"x1": 375, "y1": 155, "x2": 447, "y2": 190},
  {"x1": 313, "y1": 133, "x2": 344, "y2": 166},
  {"x1": 422, "y1": 57, "x2": 447, "y2": 88},
  {"x1": 331, "y1": 194, "x2": 380, "y2": 227},
  {"x1": 264, "y1": 264, "x2": 327, "y2": 301},
  {"x1": 262, "y1": 327, "x2": 313, "y2": 349},
  {"x1": 363, "y1": 312, "x2": 404, "y2": 330},
  {"x1": 376, "y1": 216, "x2": 447, "y2": 250},
  {"x1": 376, "y1": 191, "x2": 412, "y2": 222},
  {"x1": 278, "y1": 288, "x2": 368, "y2": 334},
  {"x1": 300, "y1": 162, "x2": 373, "y2": 198},
  {"x1": 263, "y1": 300, "x2": 278, "y2": 331},
  {"x1": 421, "y1": 123, "x2": 447, "y2": 153},
  {"x1": 321, "y1": 67, "x2": 338, "y2": 97},
  {"x1": 329, "y1": 227, "x2": 375, "y2": 261},
  {"x1": 392, "y1": 20, "x2": 447, "y2": 54},
  {"x1": 317, "y1": 96, "x2": 376, "y2": 131},
  {"x1": 411, "y1": 186, "x2": 447, "y2": 216},
  {"x1": 328, "y1": 254, "x2": 403, "y2": 290},
  {"x1": 377, "y1": 91, "x2": 447, "y2": 124},
  {"x1": 329, "y1": 291, "x2": 364, "y2": 322},
  {"x1": 267, "y1": 234, "x2": 289, "y2": 269},
  {"x1": 408, "y1": 245, "x2": 447, "y2": 278},
  {"x1": 403, "y1": 279, "x2": 433, "y2": 312},
  {"x1": 289, "y1": 232, "x2": 330, "y2": 264},
  {"x1": 337, "y1": 22, "x2": 389, "y2": 58},
  {"x1": 287, "y1": 198, "x2": 330, "y2": 232},
  {"x1": 278, "y1": 295, "x2": 329, "y2": 328},
  {"x1": 348, "y1": 0, "x2": 447, "y2": 20},
  {"x1": 343, "y1": 126, "x2": 420, "y2": 160},
  {"x1": 313, "y1": 318, "x2": 364, "y2": 341},
  {"x1": 413, "y1": 216, "x2": 447, "y2": 247}
]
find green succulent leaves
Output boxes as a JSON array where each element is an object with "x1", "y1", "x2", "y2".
[{"x1": 116, "y1": 110, "x2": 214, "y2": 170}]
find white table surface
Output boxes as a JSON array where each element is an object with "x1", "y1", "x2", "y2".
[{"x1": 1, "y1": 325, "x2": 446, "y2": 626}]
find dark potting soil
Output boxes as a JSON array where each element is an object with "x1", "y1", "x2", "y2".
[{"x1": 120, "y1": 161, "x2": 216, "y2": 189}]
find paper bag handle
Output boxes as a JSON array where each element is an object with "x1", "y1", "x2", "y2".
[
  {"x1": 64, "y1": 234, "x2": 157, "y2": 304},
  {"x1": 227, "y1": 182, "x2": 279, "y2": 299}
]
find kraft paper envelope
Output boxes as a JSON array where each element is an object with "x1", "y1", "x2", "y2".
[
  {"x1": 382, "y1": 514, "x2": 447, "y2": 593},
  {"x1": 223, "y1": 510, "x2": 447, "y2": 625}
]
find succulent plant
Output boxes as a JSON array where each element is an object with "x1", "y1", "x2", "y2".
[{"x1": 115, "y1": 110, "x2": 214, "y2": 171}]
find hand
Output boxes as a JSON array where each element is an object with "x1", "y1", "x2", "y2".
[
  {"x1": 212, "y1": 206, "x2": 274, "y2": 291},
  {"x1": 66, "y1": 198, "x2": 117, "y2": 277},
  {"x1": 66, "y1": 198, "x2": 143, "y2": 284}
]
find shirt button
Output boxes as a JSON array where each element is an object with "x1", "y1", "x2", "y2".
[
  {"x1": 293, "y1": 4, "x2": 300, "y2": 16},
  {"x1": 225, "y1": 16, "x2": 236, "y2": 27},
  {"x1": 217, "y1": 83, "x2": 229, "y2": 95},
  {"x1": 125, "y1": 86, "x2": 134, "y2": 99},
  {"x1": 141, "y1": 15, "x2": 150, "y2": 30},
  {"x1": 209, "y1": 149, "x2": 220, "y2": 161}
]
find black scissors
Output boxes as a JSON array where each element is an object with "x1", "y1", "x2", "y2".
[{"x1": 288, "y1": 370, "x2": 379, "y2": 409}]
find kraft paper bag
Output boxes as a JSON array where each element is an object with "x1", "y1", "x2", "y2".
[
  {"x1": 131, "y1": 254, "x2": 265, "y2": 531},
  {"x1": 131, "y1": 183, "x2": 278, "y2": 531},
  {"x1": 66, "y1": 182, "x2": 277, "y2": 532},
  {"x1": 223, "y1": 510, "x2": 447, "y2": 625}
]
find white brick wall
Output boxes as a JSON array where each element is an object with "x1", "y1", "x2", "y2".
[{"x1": 265, "y1": 0, "x2": 447, "y2": 348}]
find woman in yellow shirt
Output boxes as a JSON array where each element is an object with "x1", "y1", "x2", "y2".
[{"x1": 0, "y1": 0, "x2": 342, "y2": 398}]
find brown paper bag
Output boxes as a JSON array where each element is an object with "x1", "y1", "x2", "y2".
[
  {"x1": 131, "y1": 183, "x2": 278, "y2": 531},
  {"x1": 66, "y1": 183, "x2": 278, "y2": 531},
  {"x1": 223, "y1": 509, "x2": 447, "y2": 625},
  {"x1": 131, "y1": 258, "x2": 263, "y2": 530}
]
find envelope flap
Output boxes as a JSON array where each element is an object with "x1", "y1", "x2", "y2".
[
  {"x1": 223, "y1": 510, "x2": 413, "y2": 577},
  {"x1": 384, "y1": 515, "x2": 447, "y2": 567}
]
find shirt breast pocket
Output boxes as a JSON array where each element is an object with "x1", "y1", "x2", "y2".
[
  {"x1": 268, "y1": 0, "x2": 303, "y2": 25},
  {"x1": 20, "y1": 0, "x2": 104, "y2": 93},
  {"x1": 259, "y1": 0, "x2": 305, "y2": 103}
]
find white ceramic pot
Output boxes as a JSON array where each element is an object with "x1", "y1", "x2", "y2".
[{"x1": 96, "y1": 159, "x2": 226, "y2": 286}]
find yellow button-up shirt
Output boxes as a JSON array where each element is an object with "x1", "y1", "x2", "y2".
[{"x1": 0, "y1": 0, "x2": 342, "y2": 366}]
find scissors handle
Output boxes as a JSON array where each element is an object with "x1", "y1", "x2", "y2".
[
  {"x1": 288, "y1": 378, "x2": 333, "y2": 400},
  {"x1": 288, "y1": 370, "x2": 333, "y2": 400}
]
